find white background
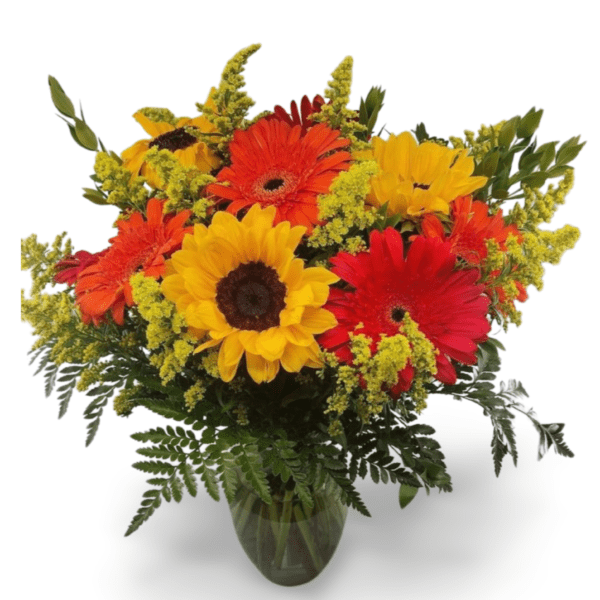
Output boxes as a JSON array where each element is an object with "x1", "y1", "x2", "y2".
[{"x1": 7, "y1": 1, "x2": 599, "y2": 599}]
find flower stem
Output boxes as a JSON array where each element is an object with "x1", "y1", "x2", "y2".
[
  {"x1": 274, "y1": 489, "x2": 295, "y2": 569},
  {"x1": 293, "y1": 504, "x2": 323, "y2": 573}
]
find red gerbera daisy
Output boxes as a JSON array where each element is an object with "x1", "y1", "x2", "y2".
[
  {"x1": 319, "y1": 228, "x2": 491, "y2": 390},
  {"x1": 206, "y1": 119, "x2": 352, "y2": 233},
  {"x1": 75, "y1": 199, "x2": 192, "y2": 326},
  {"x1": 421, "y1": 195, "x2": 521, "y2": 265},
  {"x1": 54, "y1": 249, "x2": 108, "y2": 286},
  {"x1": 265, "y1": 95, "x2": 326, "y2": 134}
]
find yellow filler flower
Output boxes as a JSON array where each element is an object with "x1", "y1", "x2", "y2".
[
  {"x1": 364, "y1": 131, "x2": 487, "y2": 217},
  {"x1": 161, "y1": 205, "x2": 339, "y2": 383},
  {"x1": 121, "y1": 89, "x2": 221, "y2": 189}
]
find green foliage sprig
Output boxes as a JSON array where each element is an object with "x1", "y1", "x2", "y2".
[
  {"x1": 439, "y1": 339, "x2": 574, "y2": 476},
  {"x1": 451, "y1": 108, "x2": 585, "y2": 207}
]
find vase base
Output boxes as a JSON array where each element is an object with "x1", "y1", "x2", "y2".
[{"x1": 229, "y1": 478, "x2": 347, "y2": 586}]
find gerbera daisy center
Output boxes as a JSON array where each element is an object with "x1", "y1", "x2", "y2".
[
  {"x1": 263, "y1": 178, "x2": 285, "y2": 191},
  {"x1": 390, "y1": 306, "x2": 406, "y2": 322},
  {"x1": 216, "y1": 261, "x2": 287, "y2": 331},
  {"x1": 149, "y1": 127, "x2": 197, "y2": 152}
]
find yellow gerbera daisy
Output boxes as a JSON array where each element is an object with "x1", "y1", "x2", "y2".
[
  {"x1": 363, "y1": 131, "x2": 487, "y2": 218},
  {"x1": 121, "y1": 89, "x2": 221, "y2": 189},
  {"x1": 161, "y1": 204, "x2": 339, "y2": 383}
]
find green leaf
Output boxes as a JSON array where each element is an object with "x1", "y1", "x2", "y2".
[
  {"x1": 537, "y1": 142, "x2": 557, "y2": 171},
  {"x1": 546, "y1": 165, "x2": 573, "y2": 179},
  {"x1": 196, "y1": 462, "x2": 220, "y2": 501},
  {"x1": 180, "y1": 462, "x2": 198, "y2": 497},
  {"x1": 555, "y1": 137, "x2": 585, "y2": 167},
  {"x1": 237, "y1": 444, "x2": 272, "y2": 505},
  {"x1": 498, "y1": 117, "x2": 519, "y2": 147},
  {"x1": 48, "y1": 76, "x2": 76, "y2": 118},
  {"x1": 399, "y1": 484, "x2": 419, "y2": 509},
  {"x1": 74, "y1": 117, "x2": 98, "y2": 151},
  {"x1": 133, "y1": 460, "x2": 175, "y2": 475},
  {"x1": 521, "y1": 172, "x2": 548, "y2": 188},
  {"x1": 125, "y1": 489, "x2": 163, "y2": 536},
  {"x1": 82, "y1": 187, "x2": 108, "y2": 205},
  {"x1": 370, "y1": 463, "x2": 380, "y2": 484},
  {"x1": 170, "y1": 474, "x2": 184, "y2": 502},
  {"x1": 516, "y1": 108, "x2": 543, "y2": 138},
  {"x1": 480, "y1": 151, "x2": 500, "y2": 178}
]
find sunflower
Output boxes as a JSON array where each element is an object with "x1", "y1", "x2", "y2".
[
  {"x1": 319, "y1": 228, "x2": 491, "y2": 389},
  {"x1": 121, "y1": 90, "x2": 221, "y2": 189},
  {"x1": 161, "y1": 204, "x2": 339, "y2": 383},
  {"x1": 363, "y1": 132, "x2": 487, "y2": 218},
  {"x1": 75, "y1": 199, "x2": 192, "y2": 326},
  {"x1": 205, "y1": 119, "x2": 352, "y2": 234}
]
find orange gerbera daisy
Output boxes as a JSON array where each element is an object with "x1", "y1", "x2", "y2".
[
  {"x1": 420, "y1": 195, "x2": 528, "y2": 312},
  {"x1": 76, "y1": 199, "x2": 192, "y2": 326},
  {"x1": 206, "y1": 119, "x2": 352, "y2": 233},
  {"x1": 421, "y1": 195, "x2": 521, "y2": 265}
]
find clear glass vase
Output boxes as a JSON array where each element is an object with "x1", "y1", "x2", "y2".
[{"x1": 228, "y1": 473, "x2": 347, "y2": 586}]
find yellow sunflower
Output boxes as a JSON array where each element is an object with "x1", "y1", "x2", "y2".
[
  {"x1": 363, "y1": 131, "x2": 487, "y2": 218},
  {"x1": 161, "y1": 204, "x2": 339, "y2": 383},
  {"x1": 121, "y1": 89, "x2": 221, "y2": 189}
]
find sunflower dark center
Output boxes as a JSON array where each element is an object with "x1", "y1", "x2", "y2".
[
  {"x1": 216, "y1": 262, "x2": 286, "y2": 331},
  {"x1": 390, "y1": 306, "x2": 406, "y2": 323},
  {"x1": 264, "y1": 178, "x2": 285, "y2": 191},
  {"x1": 149, "y1": 127, "x2": 197, "y2": 152},
  {"x1": 413, "y1": 182, "x2": 430, "y2": 191}
]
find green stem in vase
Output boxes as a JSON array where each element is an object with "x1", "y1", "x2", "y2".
[
  {"x1": 293, "y1": 504, "x2": 324, "y2": 573},
  {"x1": 274, "y1": 489, "x2": 295, "y2": 569},
  {"x1": 234, "y1": 487, "x2": 258, "y2": 537},
  {"x1": 268, "y1": 499, "x2": 280, "y2": 540},
  {"x1": 255, "y1": 502, "x2": 271, "y2": 573}
]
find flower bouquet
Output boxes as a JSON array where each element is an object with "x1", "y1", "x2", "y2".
[{"x1": 21, "y1": 44, "x2": 582, "y2": 586}]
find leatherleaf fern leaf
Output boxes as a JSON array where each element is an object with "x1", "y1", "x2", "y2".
[
  {"x1": 126, "y1": 425, "x2": 220, "y2": 536},
  {"x1": 443, "y1": 338, "x2": 574, "y2": 475}
]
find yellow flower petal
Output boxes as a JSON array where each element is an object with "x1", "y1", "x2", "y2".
[
  {"x1": 299, "y1": 267, "x2": 339, "y2": 286},
  {"x1": 193, "y1": 337, "x2": 222, "y2": 354},
  {"x1": 218, "y1": 331, "x2": 244, "y2": 371},
  {"x1": 238, "y1": 330, "x2": 259, "y2": 354},
  {"x1": 255, "y1": 328, "x2": 287, "y2": 361},
  {"x1": 280, "y1": 343, "x2": 310, "y2": 373},
  {"x1": 286, "y1": 284, "x2": 314, "y2": 309},
  {"x1": 283, "y1": 324, "x2": 315, "y2": 347},
  {"x1": 246, "y1": 352, "x2": 280, "y2": 383},
  {"x1": 189, "y1": 300, "x2": 229, "y2": 332},
  {"x1": 300, "y1": 307, "x2": 338, "y2": 333},
  {"x1": 279, "y1": 305, "x2": 304, "y2": 327},
  {"x1": 133, "y1": 112, "x2": 174, "y2": 138}
]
